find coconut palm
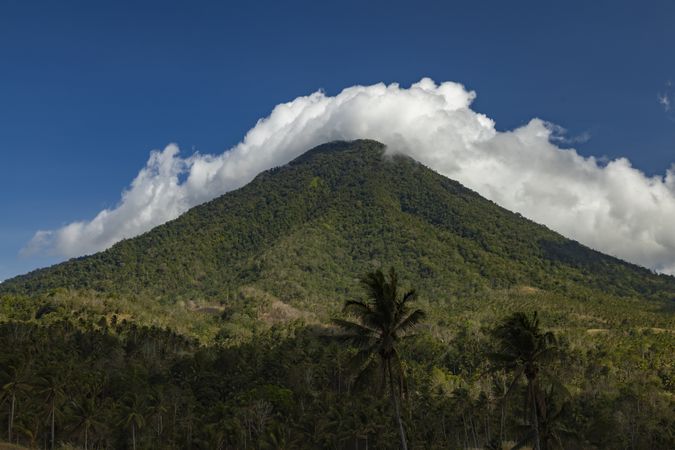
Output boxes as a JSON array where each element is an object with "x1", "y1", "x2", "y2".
[
  {"x1": 333, "y1": 268, "x2": 425, "y2": 450},
  {"x1": 69, "y1": 392, "x2": 105, "y2": 450},
  {"x1": 0, "y1": 357, "x2": 32, "y2": 443},
  {"x1": 119, "y1": 392, "x2": 148, "y2": 450},
  {"x1": 490, "y1": 311, "x2": 557, "y2": 450},
  {"x1": 536, "y1": 382, "x2": 576, "y2": 450},
  {"x1": 36, "y1": 370, "x2": 66, "y2": 450}
]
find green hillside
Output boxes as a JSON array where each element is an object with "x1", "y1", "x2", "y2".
[
  {"x1": 3, "y1": 139, "x2": 674, "y2": 306},
  {"x1": 1, "y1": 140, "x2": 673, "y2": 449}
]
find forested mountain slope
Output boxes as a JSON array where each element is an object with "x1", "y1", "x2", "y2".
[{"x1": 3, "y1": 140, "x2": 674, "y2": 306}]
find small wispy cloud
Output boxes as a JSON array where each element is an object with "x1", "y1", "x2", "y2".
[
  {"x1": 658, "y1": 80, "x2": 672, "y2": 112},
  {"x1": 545, "y1": 122, "x2": 591, "y2": 145},
  {"x1": 658, "y1": 93, "x2": 671, "y2": 111}
]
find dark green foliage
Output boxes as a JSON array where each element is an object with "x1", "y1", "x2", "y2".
[{"x1": 0, "y1": 311, "x2": 672, "y2": 449}]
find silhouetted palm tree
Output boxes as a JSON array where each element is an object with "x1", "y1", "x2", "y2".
[
  {"x1": 535, "y1": 381, "x2": 577, "y2": 450},
  {"x1": 119, "y1": 392, "x2": 148, "y2": 450},
  {"x1": 69, "y1": 392, "x2": 105, "y2": 450},
  {"x1": 490, "y1": 311, "x2": 557, "y2": 450},
  {"x1": 0, "y1": 357, "x2": 32, "y2": 443},
  {"x1": 333, "y1": 268, "x2": 425, "y2": 450},
  {"x1": 37, "y1": 369, "x2": 66, "y2": 450}
]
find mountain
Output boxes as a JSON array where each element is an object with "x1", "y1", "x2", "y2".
[{"x1": 3, "y1": 139, "x2": 674, "y2": 306}]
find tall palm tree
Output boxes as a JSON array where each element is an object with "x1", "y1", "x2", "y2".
[
  {"x1": 147, "y1": 387, "x2": 168, "y2": 444},
  {"x1": 333, "y1": 268, "x2": 425, "y2": 450},
  {"x1": 0, "y1": 357, "x2": 32, "y2": 443},
  {"x1": 69, "y1": 392, "x2": 105, "y2": 450},
  {"x1": 37, "y1": 370, "x2": 66, "y2": 450},
  {"x1": 536, "y1": 382, "x2": 576, "y2": 450},
  {"x1": 119, "y1": 392, "x2": 148, "y2": 450},
  {"x1": 490, "y1": 311, "x2": 557, "y2": 450}
]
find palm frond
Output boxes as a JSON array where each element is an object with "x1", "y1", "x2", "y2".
[
  {"x1": 331, "y1": 318, "x2": 377, "y2": 337},
  {"x1": 350, "y1": 353, "x2": 380, "y2": 391},
  {"x1": 400, "y1": 289, "x2": 417, "y2": 306},
  {"x1": 396, "y1": 309, "x2": 425, "y2": 334},
  {"x1": 343, "y1": 300, "x2": 373, "y2": 316},
  {"x1": 505, "y1": 366, "x2": 525, "y2": 398}
]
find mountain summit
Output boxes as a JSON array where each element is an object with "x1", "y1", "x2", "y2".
[{"x1": 3, "y1": 139, "x2": 674, "y2": 304}]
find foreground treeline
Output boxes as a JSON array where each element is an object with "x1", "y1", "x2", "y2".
[{"x1": 0, "y1": 308, "x2": 672, "y2": 449}]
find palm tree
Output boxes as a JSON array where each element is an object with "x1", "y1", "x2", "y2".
[
  {"x1": 119, "y1": 392, "x2": 148, "y2": 450},
  {"x1": 69, "y1": 393, "x2": 105, "y2": 450},
  {"x1": 0, "y1": 357, "x2": 32, "y2": 443},
  {"x1": 490, "y1": 311, "x2": 557, "y2": 450},
  {"x1": 333, "y1": 268, "x2": 425, "y2": 450},
  {"x1": 147, "y1": 387, "x2": 168, "y2": 444},
  {"x1": 37, "y1": 370, "x2": 66, "y2": 450},
  {"x1": 536, "y1": 382, "x2": 576, "y2": 450}
]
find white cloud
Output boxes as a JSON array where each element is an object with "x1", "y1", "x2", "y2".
[
  {"x1": 658, "y1": 79, "x2": 673, "y2": 113},
  {"x1": 545, "y1": 122, "x2": 592, "y2": 145},
  {"x1": 23, "y1": 78, "x2": 675, "y2": 275},
  {"x1": 658, "y1": 92, "x2": 671, "y2": 111}
]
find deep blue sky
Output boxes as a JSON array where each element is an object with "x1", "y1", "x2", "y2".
[{"x1": 1, "y1": 0, "x2": 674, "y2": 280}]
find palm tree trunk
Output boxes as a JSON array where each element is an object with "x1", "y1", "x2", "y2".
[
  {"x1": 387, "y1": 360, "x2": 408, "y2": 450},
  {"x1": 470, "y1": 415, "x2": 479, "y2": 449},
  {"x1": 462, "y1": 413, "x2": 469, "y2": 449},
  {"x1": 441, "y1": 413, "x2": 447, "y2": 443},
  {"x1": 529, "y1": 382, "x2": 541, "y2": 450},
  {"x1": 500, "y1": 398, "x2": 506, "y2": 444},
  {"x1": 51, "y1": 403, "x2": 55, "y2": 450},
  {"x1": 132, "y1": 421, "x2": 136, "y2": 450},
  {"x1": 85, "y1": 422, "x2": 89, "y2": 450},
  {"x1": 9, "y1": 393, "x2": 15, "y2": 442}
]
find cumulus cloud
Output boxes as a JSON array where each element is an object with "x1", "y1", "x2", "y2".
[{"x1": 24, "y1": 78, "x2": 675, "y2": 274}]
